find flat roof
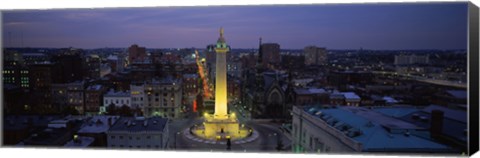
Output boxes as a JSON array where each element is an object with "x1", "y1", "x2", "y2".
[
  {"x1": 108, "y1": 117, "x2": 168, "y2": 132},
  {"x1": 294, "y1": 88, "x2": 327, "y2": 95},
  {"x1": 304, "y1": 106, "x2": 449, "y2": 151},
  {"x1": 373, "y1": 107, "x2": 420, "y2": 118},
  {"x1": 422, "y1": 105, "x2": 466, "y2": 123},
  {"x1": 78, "y1": 116, "x2": 120, "y2": 134},
  {"x1": 104, "y1": 90, "x2": 130, "y2": 97},
  {"x1": 340, "y1": 92, "x2": 361, "y2": 100}
]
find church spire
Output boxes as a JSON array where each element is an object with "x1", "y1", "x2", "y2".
[{"x1": 258, "y1": 37, "x2": 263, "y2": 64}]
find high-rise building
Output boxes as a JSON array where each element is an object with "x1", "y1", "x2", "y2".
[
  {"x1": 51, "y1": 49, "x2": 84, "y2": 83},
  {"x1": 261, "y1": 43, "x2": 281, "y2": 67},
  {"x1": 84, "y1": 54, "x2": 101, "y2": 79},
  {"x1": 3, "y1": 60, "x2": 29, "y2": 89},
  {"x1": 29, "y1": 63, "x2": 54, "y2": 91},
  {"x1": 128, "y1": 44, "x2": 147, "y2": 63},
  {"x1": 304, "y1": 46, "x2": 327, "y2": 66},
  {"x1": 394, "y1": 54, "x2": 429, "y2": 65},
  {"x1": 29, "y1": 63, "x2": 55, "y2": 113},
  {"x1": 107, "y1": 54, "x2": 126, "y2": 72}
]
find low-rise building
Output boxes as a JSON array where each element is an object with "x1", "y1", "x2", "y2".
[
  {"x1": 77, "y1": 116, "x2": 120, "y2": 147},
  {"x1": 292, "y1": 106, "x2": 454, "y2": 153},
  {"x1": 106, "y1": 117, "x2": 169, "y2": 149},
  {"x1": 101, "y1": 89, "x2": 131, "y2": 113},
  {"x1": 292, "y1": 88, "x2": 330, "y2": 105},
  {"x1": 130, "y1": 84, "x2": 146, "y2": 113},
  {"x1": 143, "y1": 78, "x2": 182, "y2": 118},
  {"x1": 85, "y1": 85, "x2": 107, "y2": 114}
]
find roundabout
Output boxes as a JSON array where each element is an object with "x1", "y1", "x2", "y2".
[{"x1": 183, "y1": 125, "x2": 259, "y2": 145}]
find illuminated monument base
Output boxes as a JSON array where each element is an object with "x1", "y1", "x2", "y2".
[{"x1": 191, "y1": 112, "x2": 252, "y2": 140}]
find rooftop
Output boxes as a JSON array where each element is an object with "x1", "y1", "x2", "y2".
[
  {"x1": 422, "y1": 105, "x2": 466, "y2": 123},
  {"x1": 108, "y1": 117, "x2": 168, "y2": 133},
  {"x1": 149, "y1": 77, "x2": 181, "y2": 85},
  {"x1": 373, "y1": 106, "x2": 420, "y2": 118},
  {"x1": 64, "y1": 136, "x2": 95, "y2": 147},
  {"x1": 86, "y1": 84, "x2": 103, "y2": 91},
  {"x1": 104, "y1": 89, "x2": 130, "y2": 97},
  {"x1": 4, "y1": 115, "x2": 63, "y2": 131},
  {"x1": 399, "y1": 105, "x2": 467, "y2": 143},
  {"x1": 304, "y1": 106, "x2": 450, "y2": 152},
  {"x1": 340, "y1": 92, "x2": 361, "y2": 100},
  {"x1": 445, "y1": 90, "x2": 467, "y2": 99},
  {"x1": 294, "y1": 88, "x2": 327, "y2": 95},
  {"x1": 106, "y1": 55, "x2": 118, "y2": 60},
  {"x1": 78, "y1": 116, "x2": 120, "y2": 134}
]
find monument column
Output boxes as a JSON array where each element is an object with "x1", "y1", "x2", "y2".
[{"x1": 214, "y1": 27, "x2": 229, "y2": 119}]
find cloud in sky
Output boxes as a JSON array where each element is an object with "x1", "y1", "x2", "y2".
[{"x1": 2, "y1": 3, "x2": 468, "y2": 49}]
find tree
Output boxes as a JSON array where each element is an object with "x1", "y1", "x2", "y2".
[
  {"x1": 106, "y1": 103, "x2": 117, "y2": 115},
  {"x1": 119, "y1": 105, "x2": 133, "y2": 116},
  {"x1": 61, "y1": 106, "x2": 79, "y2": 115}
]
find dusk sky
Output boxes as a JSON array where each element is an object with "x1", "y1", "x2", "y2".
[{"x1": 2, "y1": 2, "x2": 468, "y2": 50}]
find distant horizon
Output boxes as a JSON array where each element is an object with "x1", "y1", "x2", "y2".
[
  {"x1": 3, "y1": 46, "x2": 468, "y2": 51},
  {"x1": 3, "y1": 3, "x2": 468, "y2": 50}
]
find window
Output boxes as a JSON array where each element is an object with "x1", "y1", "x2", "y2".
[
  {"x1": 147, "y1": 136, "x2": 151, "y2": 139},
  {"x1": 111, "y1": 136, "x2": 115, "y2": 139},
  {"x1": 119, "y1": 136, "x2": 123, "y2": 139}
]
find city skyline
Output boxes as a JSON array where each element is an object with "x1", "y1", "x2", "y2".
[{"x1": 2, "y1": 3, "x2": 468, "y2": 50}]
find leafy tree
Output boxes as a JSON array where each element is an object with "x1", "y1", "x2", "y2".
[
  {"x1": 61, "y1": 106, "x2": 79, "y2": 115},
  {"x1": 106, "y1": 103, "x2": 117, "y2": 115},
  {"x1": 119, "y1": 105, "x2": 133, "y2": 116}
]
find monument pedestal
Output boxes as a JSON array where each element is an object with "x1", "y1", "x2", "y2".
[{"x1": 203, "y1": 114, "x2": 240, "y2": 139}]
